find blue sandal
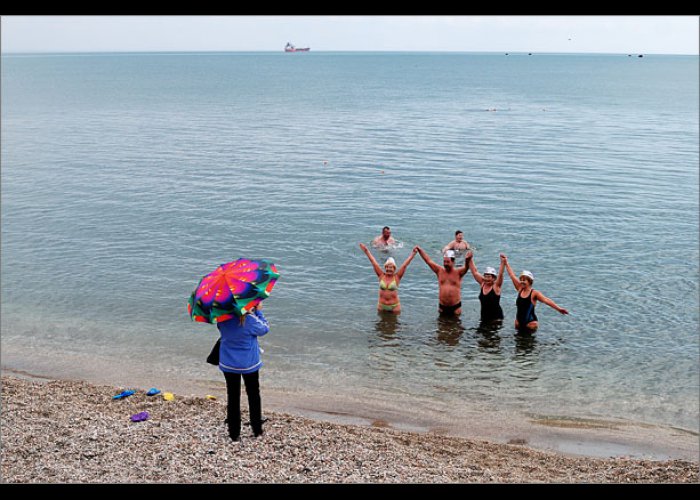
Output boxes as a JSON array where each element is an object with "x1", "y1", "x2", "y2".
[{"x1": 112, "y1": 390, "x2": 135, "y2": 400}]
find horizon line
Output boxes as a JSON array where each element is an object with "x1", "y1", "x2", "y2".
[{"x1": 3, "y1": 49, "x2": 697, "y2": 56}]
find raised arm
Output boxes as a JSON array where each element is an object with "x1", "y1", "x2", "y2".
[
  {"x1": 467, "y1": 252, "x2": 483, "y2": 284},
  {"x1": 502, "y1": 254, "x2": 520, "y2": 290},
  {"x1": 415, "y1": 246, "x2": 441, "y2": 274},
  {"x1": 495, "y1": 255, "x2": 505, "y2": 289},
  {"x1": 396, "y1": 247, "x2": 418, "y2": 280},
  {"x1": 359, "y1": 243, "x2": 383, "y2": 277},
  {"x1": 533, "y1": 290, "x2": 569, "y2": 315},
  {"x1": 458, "y1": 251, "x2": 473, "y2": 277}
]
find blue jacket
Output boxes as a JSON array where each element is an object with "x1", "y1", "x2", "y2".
[{"x1": 216, "y1": 310, "x2": 269, "y2": 374}]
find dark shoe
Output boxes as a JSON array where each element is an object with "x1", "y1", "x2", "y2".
[
  {"x1": 249, "y1": 416, "x2": 267, "y2": 437},
  {"x1": 228, "y1": 421, "x2": 241, "y2": 441}
]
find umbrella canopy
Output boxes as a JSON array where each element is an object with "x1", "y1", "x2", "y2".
[{"x1": 188, "y1": 258, "x2": 279, "y2": 324}]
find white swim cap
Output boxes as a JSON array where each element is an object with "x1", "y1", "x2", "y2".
[
  {"x1": 484, "y1": 266, "x2": 497, "y2": 276},
  {"x1": 520, "y1": 270, "x2": 534, "y2": 281},
  {"x1": 444, "y1": 250, "x2": 455, "y2": 259},
  {"x1": 384, "y1": 257, "x2": 396, "y2": 267}
]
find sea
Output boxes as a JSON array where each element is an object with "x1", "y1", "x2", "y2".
[{"x1": 2, "y1": 52, "x2": 698, "y2": 435}]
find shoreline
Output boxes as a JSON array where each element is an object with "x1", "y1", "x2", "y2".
[
  {"x1": 2, "y1": 373, "x2": 697, "y2": 483},
  {"x1": 3, "y1": 362, "x2": 699, "y2": 465}
]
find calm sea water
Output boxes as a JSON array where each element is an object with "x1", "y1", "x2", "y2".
[{"x1": 2, "y1": 52, "x2": 698, "y2": 431}]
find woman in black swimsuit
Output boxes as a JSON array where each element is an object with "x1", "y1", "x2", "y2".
[
  {"x1": 468, "y1": 254, "x2": 505, "y2": 322},
  {"x1": 502, "y1": 254, "x2": 569, "y2": 331}
]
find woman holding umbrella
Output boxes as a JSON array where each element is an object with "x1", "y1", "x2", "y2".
[
  {"x1": 217, "y1": 303, "x2": 268, "y2": 442},
  {"x1": 188, "y1": 258, "x2": 280, "y2": 442},
  {"x1": 359, "y1": 242, "x2": 418, "y2": 315}
]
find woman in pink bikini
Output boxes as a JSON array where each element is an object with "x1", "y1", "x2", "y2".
[{"x1": 359, "y1": 243, "x2": 418, "y2": 314}]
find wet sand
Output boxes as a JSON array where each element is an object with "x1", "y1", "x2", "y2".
[{"x1": 1, "y1": 374, "x2": 698, "y2": 483}]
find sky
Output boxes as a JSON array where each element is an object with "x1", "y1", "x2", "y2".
[{"x1": 1, "y1": 16, "x2": 698, "y2": 55}]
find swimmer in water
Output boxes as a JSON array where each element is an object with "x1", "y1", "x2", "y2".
[
  {"x1": 467, "y1": 254, "x2": 505, "y2": 322},
  {"x1": 372, "y1": 226, "x2": 396, "y2": 250},
  {"x1": 501, "y1": 254, "x2": 569, "y2": 332},
  {"x1": 442, "y1": 230, "x2": 470, "y2": 255},
  {"x1": 416, "y1": 247, "x2": 473, "y2": 316},
  {"x1": 359, "y1": 243, "x2": 418, "y2": 315}
]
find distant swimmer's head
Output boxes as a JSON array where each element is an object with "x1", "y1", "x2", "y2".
[
  {"x1": 455, "y1": 230, "x2": 464, "y2": 242},
  {"x1": 384, "y1": 257, "x2": 397, "y2": 273},
  {"x1": 382, "y1": 226, "x2": 391, "y2": 238},
  {"x1": 483, "y1": 266, "x2": 497, "y2": 281},
  {"x1": 519, "y1": 270, "x2": 534, "y2": 285}
]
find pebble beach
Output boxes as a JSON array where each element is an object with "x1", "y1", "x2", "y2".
[{"x1": 1, "y1": 375, "x2": 697, "y2": 484}]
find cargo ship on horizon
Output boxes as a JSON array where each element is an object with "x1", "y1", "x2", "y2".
[{"x1": 284, "y1": 42, "x2": 310, "y2": 52}]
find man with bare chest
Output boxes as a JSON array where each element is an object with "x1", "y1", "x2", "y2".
[
  {"x1": 415, "y1": 247, "x2": 473, "y2": 315},
  {"x1": 442, "y1": 230, "x2": 470, "y2": 254},
  {"x1": 372, "y1": 226, "x2": 396, "y2": 250}
]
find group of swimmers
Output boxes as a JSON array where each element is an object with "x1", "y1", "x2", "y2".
[{"x1": 360, "y1": 227, "x2": 569, "y2": 332}]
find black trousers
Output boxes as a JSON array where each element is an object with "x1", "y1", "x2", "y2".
[{"x1": 223, "y1": 370, "x2": 262, "y2": 438}]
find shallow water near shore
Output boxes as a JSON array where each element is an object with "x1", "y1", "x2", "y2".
[{"x1": 2, "y1": 52, "x2": 698, "y2": 446}]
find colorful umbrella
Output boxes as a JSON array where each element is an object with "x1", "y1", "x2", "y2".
[{"x1": 188, "y1": 258, "x2": 280, "y2": 324}]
